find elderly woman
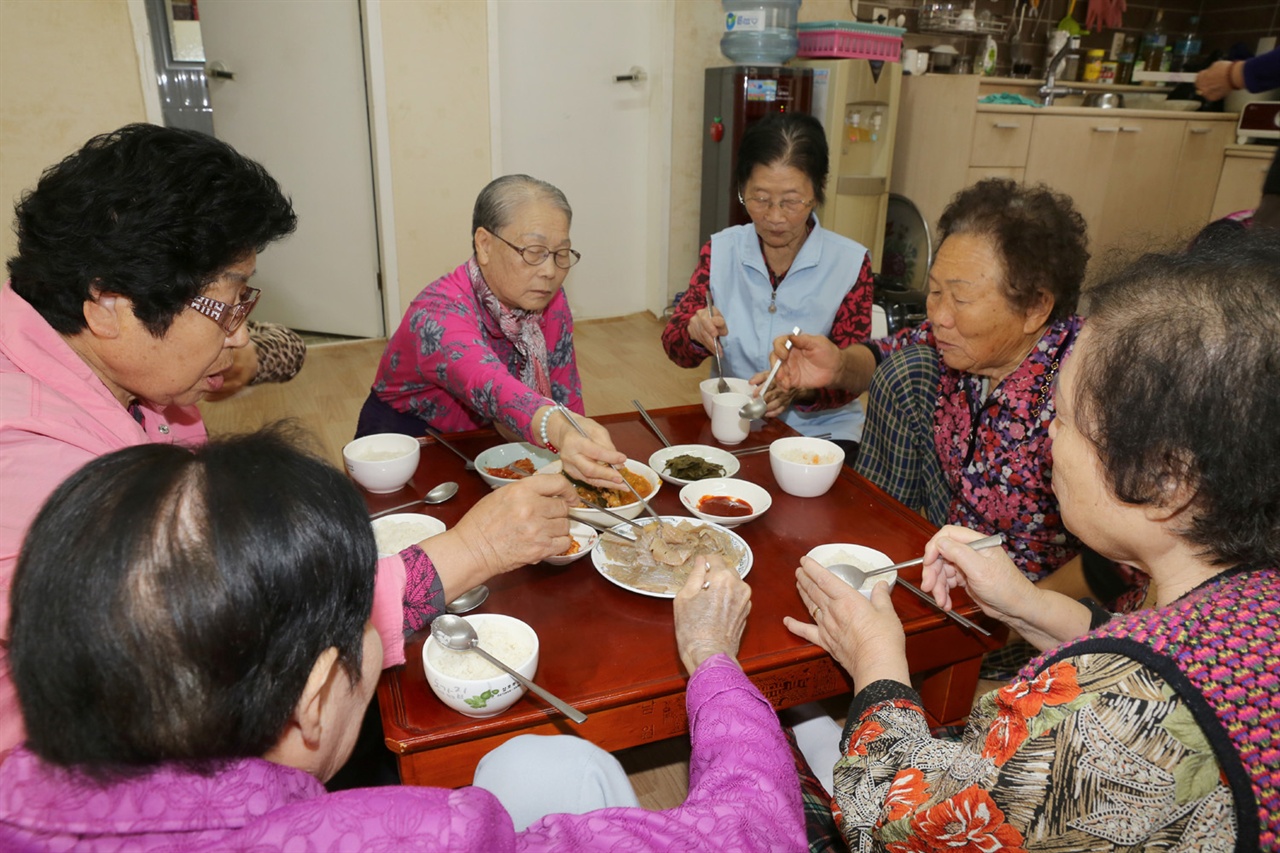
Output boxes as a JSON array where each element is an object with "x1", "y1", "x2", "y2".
[
  {"x1": 0, "y1": 431, "x2": 805, "y2": 850},
  {"x1": 662, "y1": 112, "x2": 873, "y2": 456},
  {"x1": 0, "y1": 125, "x2": 578, "y2": 759},
  {"x1": 357, "y1": 174, "x2": 625, "y2": 488},
  {"x1": 775, "y1": 180, "x2": 1089, "y2": 584},
  {"x1": 786, "y1": 232, "x2": 1280, "y2": 850}
]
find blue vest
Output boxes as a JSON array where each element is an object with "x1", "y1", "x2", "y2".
[{"x1": 709, "y1": 220, "x2": 867, "y2": 442}]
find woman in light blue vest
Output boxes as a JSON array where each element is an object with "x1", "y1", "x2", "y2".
[{"x1": 662, "y1": 112, "x2": 873, "y2": 460}]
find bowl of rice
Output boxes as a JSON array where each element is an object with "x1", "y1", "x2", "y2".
[
  {"x1": 422, "y1": 614, "x2": 539, "y2": 718},
  {"x1": 342, "y1": 433, "x2": 420, "y2": 494},
  {"x1": 804, "y1": 543, "x2": 896, "y2": 598},
  {"x1": 769, "y1": 436, "x2": 844, "y2": 498},
  {"x1": 370, "y1": 513, "x2": 446, "y2": 557},
  {"x1": 543, "y1": 521, "x2": 598, "y2": 566}
]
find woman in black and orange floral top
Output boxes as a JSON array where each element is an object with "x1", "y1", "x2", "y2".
[{"x1": 785, "y1": 231, "x2": 1280, "y2": 852}]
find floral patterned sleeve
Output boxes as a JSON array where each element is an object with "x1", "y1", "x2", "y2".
[
  {"x1": 661, "y1": 242, "x2": 713, "y2": 368},
  {"x1": 834, "y1": 654, "x2": 1235, "y2": 851},
  {"x1": 795, "y1": 252, "x2": 875, "y2": 413},
  {"x1": 399, "y1": 545, "x2": 445, "y2": 638}
]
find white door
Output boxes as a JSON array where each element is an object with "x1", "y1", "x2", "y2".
[
  {"x1": 493, "y1": 0, "x2": 663, "y2": 320},
  {"x1": 197, "y1": 0, "x2": 383, "y2": 337}
]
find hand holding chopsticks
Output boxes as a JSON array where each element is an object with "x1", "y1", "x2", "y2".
[{"x1": 553, "y1": 403, "x2": 664, "y2": 529}]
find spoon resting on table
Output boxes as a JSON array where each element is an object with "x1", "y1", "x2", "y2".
[{"x1": 368, "y1": 481, "x2": 459, "y2": 519}]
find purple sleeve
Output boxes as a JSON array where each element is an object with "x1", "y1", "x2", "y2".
[
  {"x1": 400, "y1": 545, "x2": 446, "y2": 637},
  {"x1": 1243, "y1": 47, "x2": 1280, "y2": 93},
  {"x1": 515, "y1": 655, "x2": 806, "y2": 852}
]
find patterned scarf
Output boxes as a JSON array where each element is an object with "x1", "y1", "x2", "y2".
[{"x1": 468, "y1": 257, "x2": 552, "y2": 398}]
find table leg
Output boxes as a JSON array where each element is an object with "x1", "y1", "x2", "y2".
[{"x1": 916, "y1": 655, "x2": 984, "y2": 728}]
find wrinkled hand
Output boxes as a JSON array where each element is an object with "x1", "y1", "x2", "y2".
[
  {"x1": 749, "y1": 367, "x2": 799, "y2": 418},
  {"x1": 688, "y1": 305, "x2": 729, "y2": 356},
  {"x1": 674, "y1": 555, "x2": 751, "y2": 673},
  {"x1": 784, "y1": 556, "x2": 907, "y2": 687},
  {"x1": 1195, "y1": 60, "x2": 1235, "y2": 101},
  {"x1": 920, "y1": 525, "x2": 1035, "y2": 622},
  {"x1": 204, "y1": 341, "x2": 260, "y2": 401},
  {"x1": 449, "y1": 473, "x2": 575, "y2": 574},
  {"x1": 771, "y1": 333, "x2": 840, "y2": 392},
  {"x1": 550, "y1": 410, "x2": 627, "y2": 489}
]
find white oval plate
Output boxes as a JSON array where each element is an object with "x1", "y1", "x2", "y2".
[
  {"x1": 590, "y1": 516, "x2": 752, "y2": 599},
  {"x1": 648, "y1": 444, "x2": 741, "y2": 486}
]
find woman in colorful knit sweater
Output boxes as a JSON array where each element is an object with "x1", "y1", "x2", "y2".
[{"x1": 786, "y1": 231, "x2": 1280, "y2": 851}]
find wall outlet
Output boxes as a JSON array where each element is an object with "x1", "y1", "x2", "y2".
[{"x1": 872, "y1": 6, "x2": 889, "y2": 25}]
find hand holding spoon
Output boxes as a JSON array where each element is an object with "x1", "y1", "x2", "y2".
[
  {"x1": 740, "y1": 326, "x2": 800, "y2": 420},
  {"x1": 430, "y1": 615, "x2": 587, "y2": 724}
]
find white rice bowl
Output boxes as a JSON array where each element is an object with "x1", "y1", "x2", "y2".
[
  {"x1": 804, "y1": 543, "x2": 897, "y2": 598},
  {"x1": 423, "y1": 614, "x2": 539, "y2": 718},
  {"x1": 370, "y1": 513, "x2": 446, "y2": 557}
]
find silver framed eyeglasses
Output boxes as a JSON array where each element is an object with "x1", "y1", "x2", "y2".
[
  {"x1": 488, "y1": 230, "x2": 582, "y2": 269},
  {"x1": 738, "y1": 194, "x2": 814, "y2": 216},
  {"x1": 189, "y1": 286, "x2": 261, "y2": 335}
]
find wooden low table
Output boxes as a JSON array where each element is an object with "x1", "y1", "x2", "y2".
[{"x1": 369, "y1": 405, "x2": 1002, "y2": 787}]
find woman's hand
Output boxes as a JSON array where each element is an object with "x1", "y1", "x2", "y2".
[
  {"x1": 919, "y1": 525, "x2": 1034, "y2": 621},
  {"x1": 784, "y1": 557, "x2": 909, "y2": 690},
  {"x1": 674, "y1": 555, "x2": 751, "y2": 674},
  {"x1": 545, "y1": 408, "x2": 627, "y2": 489},
  {"x1": 771, "y1": 333, "x2": 841, "y2": 391},
  {"x1": 687, "y1": 305, "x2": 729, "y2": 356},
  {"x1": 430, "y1": 474, "x2": 576, "y2": 597},
  {"x1": 1195, "y1": 60, "x2": 1239, "y2": 101},
  {"x1": 748, "y1": 367, "x2": 798, "y2": 418}
]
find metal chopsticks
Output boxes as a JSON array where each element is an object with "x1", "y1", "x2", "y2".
[
  {"x1": 631, "y1": 399, "x2": 672, "y2": 447},
  {"x1": 418, "y1": 427, "x2": 476, "y2": 471},
  {"x1": 727, "y1": 433, "x2": 832, "y2": 456},
  {"x1": 895, "y1": 578, "x2": 992, "y2": 636},
  {"x1": 553, "y1": 403, "x2": 664, "y2": 529}
]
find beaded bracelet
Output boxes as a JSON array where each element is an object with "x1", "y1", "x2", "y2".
[{"x1": 539, "y1": 406, "x2": 559, "y2": 454}]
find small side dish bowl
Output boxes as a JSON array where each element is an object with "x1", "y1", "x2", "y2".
[
  {"x1": 769, "y1": 436, "x2": 844, "y2": 498},
  {"x1": 544, "y1": 520, "x2": 598, "y2": 565},
  {"x1": 422, "y1": 614, "x2": 539, "y2": 718},
  {"x1": 649, "y1": 443, "x2": 741, "y2": 486},
  {"x1": 537, "y1": 459, "x2": 662, "y2": 525},
  {"x1": 474, "y1": 442, "x2": 559, "y2": 489},
  {"x1": 342, "y1": 433, "x2": 420, "y2": 494},
  {"x1": 699, "y1": 377, "x2": 754, "y2": 417},
  {"x1": 679, "y1": 477, "x2": 772, "y2": 528},
  {"x1": 804, "y1": 543, "x2": 897, "y2": 598},
  {"x1": 370, "y1": 513, "x2": 447, "y2": 557}
]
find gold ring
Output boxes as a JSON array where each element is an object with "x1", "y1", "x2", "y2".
[{"x1": 813, "y1": 607, "x2": 821, "y2": 618}]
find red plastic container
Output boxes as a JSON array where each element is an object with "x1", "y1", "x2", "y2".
[{"x1": 796, "y1": 22, "x2": 904, "y2": 62}]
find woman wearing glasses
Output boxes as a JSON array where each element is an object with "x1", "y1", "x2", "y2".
[
  {"x1": 662, "y1": 112, "x2": 873, "y2": 460},
  {"x1": 356, "y1": 174, "x2": 625, "y2": 489}
]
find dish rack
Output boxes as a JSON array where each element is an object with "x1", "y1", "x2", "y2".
[
  {"x1": 916, "y1": 9, "x2": 1007, "y2": 36},
  {"x1": 797, "y1": 22, "x2": 905, "y2": 61}
]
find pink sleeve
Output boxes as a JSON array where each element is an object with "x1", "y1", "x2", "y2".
[{"x1": 372, "y1": 554, "x2": 408, "y2": 668}]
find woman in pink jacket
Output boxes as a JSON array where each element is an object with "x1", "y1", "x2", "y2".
[{"x1": 0, "y1": 432, "x2": 805, "y2": 851}]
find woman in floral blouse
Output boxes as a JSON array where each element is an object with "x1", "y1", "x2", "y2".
[
  {"x1": 785, "y1": 232, "x2": 1280, "y2": 851},
  {"x1": 774, "y1": 180, "x2": 1088, "y2": 585},
  {"x1": 356, "y1": 175, "x2": 625, "y2": 489}
]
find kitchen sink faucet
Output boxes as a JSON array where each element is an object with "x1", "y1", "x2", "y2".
[{"x1": 1039, "y1": 39, "x2": 1087, "y2": 106}]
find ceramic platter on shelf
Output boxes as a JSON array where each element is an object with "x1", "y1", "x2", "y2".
[{"x1": 879, "y1": 193, "x2": 932, "y2": 301}]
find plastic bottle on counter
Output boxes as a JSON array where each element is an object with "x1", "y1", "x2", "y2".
[
  {"x1": 1171, "y1": 16, "x2": 1201, "y2": 72},
  {"x1": 1083, "y1": 49, "x2": 1105, "y2": 82},
  {"x1": 1063, "y1": 36, "x2": 1082, "y2": 82},
  {"x1": 981, "y1": 35, "x2": 998, "y2": 76},
  {"x1": 1142, "y1": 9, "x2": 1167, "y2": 74},
  {"x1": 1117, "y1": 35, "x2": 1137, "y2": 85}
]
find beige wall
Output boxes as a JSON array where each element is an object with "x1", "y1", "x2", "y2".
[{"x1": 0, "y1": 0, "x2": 148, "y2": 266}]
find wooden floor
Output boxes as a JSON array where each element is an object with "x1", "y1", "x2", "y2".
[{"x1": 197, "y1": 311, "x2": 994, "y2": 809}]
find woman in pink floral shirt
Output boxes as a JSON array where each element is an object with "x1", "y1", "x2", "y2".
[{"x1": 357, "y1": 175, "x2": 625, "y2": 488}]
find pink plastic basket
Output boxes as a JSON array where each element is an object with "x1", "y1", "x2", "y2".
[{"x1": 796, "y1": 22, "x2": 904, "y2": 62}]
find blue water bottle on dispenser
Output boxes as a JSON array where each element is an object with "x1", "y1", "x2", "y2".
[{"x1": 720, "y1": 0, "x2": 802, "y2": 65}]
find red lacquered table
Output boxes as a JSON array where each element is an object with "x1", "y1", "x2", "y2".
[{"x1": 367, "y1": 405, "x2": 1003, "y2": 787}]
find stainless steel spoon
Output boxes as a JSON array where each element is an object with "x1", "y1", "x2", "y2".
[
  {"x1": 706, "y1": 289, "x2": 730, "y2": 394},
  {"x1": 368, "y1": 481, "x2": 459, "y2": 519},
  {"x1": 430, "y1": 614, "x2": 587, "y2": 724},
  {"x1": 740, "y1": 326, "x2": 800, "y2": 420},
  {"x1": 826, "y1": 534, "x2": 1004, "y2": 589},
  {"x1": 445, "y1": 584, "x2": 490, "y2": 614}
]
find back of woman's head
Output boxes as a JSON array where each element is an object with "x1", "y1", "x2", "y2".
[
  {"x1": 938, "y1": 179, "x2": 1088, "y2": 321},
  {"x1": 734, "y1": 112, "x2": 830, "y2": 206},
  {"x1": 7, "y1": 123, "x2": 297, "y2": 337},
  {"x1": 1074, "y1": 230, "x2": 1280, "y2": 568},
  {"x1": 9, "y1": 427, "x2": 376, "y2": 779}
]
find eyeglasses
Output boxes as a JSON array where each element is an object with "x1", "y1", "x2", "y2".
[
  {"x1": 488, "y1": 230, "x2": 582, "y2": 269},
  {"x1": 188, "y1": 286, "x2": 261, "y2": 336},
  {"x1": 739, "y1": 194, "x2": 814, "y2": 216}
]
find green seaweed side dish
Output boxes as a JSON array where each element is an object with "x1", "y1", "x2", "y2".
[{"x1": 663, "y1": 454, "x2": 725, "y2": 481}]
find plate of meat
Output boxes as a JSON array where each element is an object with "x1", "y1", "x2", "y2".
[{"x1": 590, "y1": 516, "x2": 752, "y2": 598}]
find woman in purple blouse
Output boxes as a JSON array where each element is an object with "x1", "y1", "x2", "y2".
[
  {"x1": 0, "y1": 430, "x2": 805, "y2": 851},
  {"x1": 357, "y1": 175, "x2": 626, "y2": 489}
]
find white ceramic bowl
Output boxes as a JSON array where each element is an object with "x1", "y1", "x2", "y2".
[
  {"x1": 649, "y1": 443, "x2": 741, "y2": 486},
  {"x1": 422, "y1": 614, "x2": 539, "y2": 718},
  {"x1": 769, "y1": 436, "x2": 844, "y2": 498},
  {"x1": 370, "y1": 513, "x2": 447, "y2": 557},
  {"x1": 544, "y1": 521, "x2": 598, "y2": 565},
  {"x1": 678, "y1": 477, "x2": 773, "y2": 528},
  {"x1": 1160, "y1": 99, "x2": 1201, "y2": 112},
  {"x1": 538, "y1": 459, "x2": 662, "y2": 525},
  {"x1": 342, "y1": 433, "x2": 420, "y2": 494},
  {"x1": 699, "y1": 377, "x2": 754, "y2": 417},
  {"x1": 805, "y1": 543, "x2": 897, "y2": 598},
  {"x1": 474, "y1": 442, "x2": 559, "y2": 490}
]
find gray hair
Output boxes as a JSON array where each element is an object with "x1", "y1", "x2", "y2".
[{"x1": 471, "y1": 174, "x2": 573, "y2": 253}]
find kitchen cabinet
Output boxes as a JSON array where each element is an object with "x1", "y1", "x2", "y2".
[
  {"x1": 1210, "y1": 146, "x2": 1274, "y2": 221},
  {"x1": 891, "y1": 76, "x2": 1238, "y2": 279}
]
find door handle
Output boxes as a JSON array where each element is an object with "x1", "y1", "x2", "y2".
[
  {"x1": 205, "y1": 60, "x2": 235, "y2": 81},
  {"x1": 614, "y1": 66, "x2": 647, "y2": 85}
]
